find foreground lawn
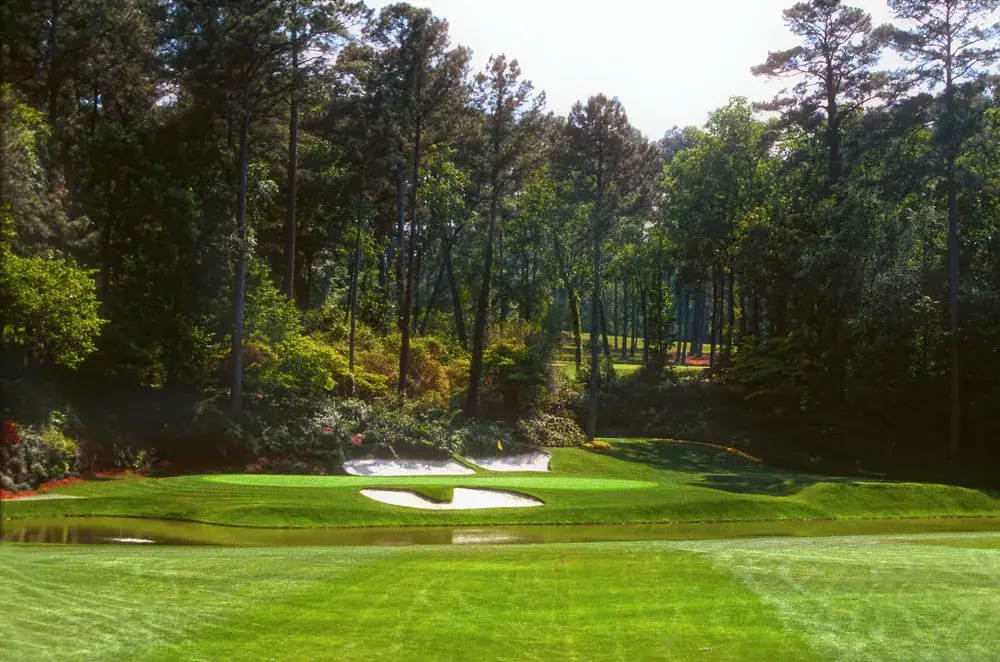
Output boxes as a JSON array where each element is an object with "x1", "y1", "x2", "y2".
[
  {"x1": 5, "y1": 439, "x2": 999, "y2": 528},
  {"x1": 3, "y1": 533, "x2": 998, "y2": 661}
]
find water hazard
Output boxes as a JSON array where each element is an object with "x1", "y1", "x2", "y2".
[{"x1": 4, "y1": 516, "x2": 999, "y2": 546}]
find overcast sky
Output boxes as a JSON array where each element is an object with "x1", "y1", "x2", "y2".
[{"x1": 367, "y1": 0, "x2": 897, "y2": 139}]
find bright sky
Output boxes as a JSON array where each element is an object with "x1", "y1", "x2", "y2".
[{"x1": 367, "y1": 0, "x2": 896, "y2": 139}]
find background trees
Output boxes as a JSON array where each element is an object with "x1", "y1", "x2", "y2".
[{"x1": 3, "y1": 0, "x2": 1000, "y2": 472}]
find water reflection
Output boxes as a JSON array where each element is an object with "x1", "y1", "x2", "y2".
[{"x1": 3, "y1": 517, "x2": 998, "y2": 547}]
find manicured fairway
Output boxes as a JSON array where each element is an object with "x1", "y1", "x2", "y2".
[
  {"x1": 3, "y1": 533, "x2": 998, "y2": 661},
  {"x1": 5, "y1": 439, "x2": 999, "y2": 528}
]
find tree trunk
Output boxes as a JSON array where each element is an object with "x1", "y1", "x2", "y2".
[
  {"x1": 587, "y1": 230, "x2": 601, "y2": 440},
  {"x1": 630, "y1": 284, "x2": 638, "y2": 357},
  {"x1": 569, "y1": 282, "x2": 582, "y2": 377},
  {"x1": 675, "y1": 287, "x2": 684, "y2": 364},
  {"x1": 826, "y1": 67, "x2": 841, "y2": 186},
  {"x1": 613, "y1": 280, "x2": 618, "y2": 351},
  {"x1": 620, "y1": 281, "x2": 628, "y2": 359},
  {"x1": 725, "y1": 267, "x2": 735, "y2": 362},
  {"x1": 948, "y1": 150, "x2": 961, "y2": 459},
  {"x1": 398, "y1": 119, "x2": 421, "y2": 395},
  {"x1": 641, "y1": 287, "x2": 648, "y2": 364},
  {"x1": 465, "y1": 190, "x2": 499, "y2": 417},
  {"x1": 282, "y1": 11, "x2": 299, "y2": 299},
  {"x1": 599, "y1": 298, "x2": 611, "y2": 359},
  {"x1": 348, "y1": 183, "x2": 365, "y2": 396},
  {"x1": 229, "y1": 103, "x2": 251, "y2": 412},
  {"x1": 394, "y1": 164, "x2": 405, "y2": 332},
  {"x1": 738, "y1": 290, "x2": 747, "y2": 346},
  {"x1": 420, "y1": 250, "x2": 447, "y2": 335},
  {"x1": 446, "y1": 246, "x2": 466, "y2": 347},
  {"x1": 497, "y1": 227, "x2": 509, "y2": 323},
  {"x1": 710, "y1": 266, "x2": 720, "y2": 367},
  {"x1": 693, "y1": 286, "x2": 705, "y2": 356}
]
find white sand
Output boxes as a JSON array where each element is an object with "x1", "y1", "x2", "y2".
[
  {"x1": 463, "y1": 451, "x2": 551, "y2": 472},
  {"x1": 3, "y1": 494, "x2": 85, "y2": 502},
  {"x1": 360, "y1": 487, "x2": 543, "y2": 510},
  {"x1": 451, "y1": 530, "x2": 531, "y2": 544},
  {"x1": 343, "y1": 458, "x2": 475, "y2": 476}
]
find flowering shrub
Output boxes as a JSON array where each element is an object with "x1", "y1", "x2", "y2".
[
  {"x1": 1, "y1": 420, "x2": 22, "y2": 446},
  {"x1": 516, "y1": 414, "x2": 586, "y2": 448},
  {"x1": 1, "y1": 422, "x2": 80, "y2": 493},
  {"x1": 583, "y1": 440, "x2": 613, "y2": 451}
]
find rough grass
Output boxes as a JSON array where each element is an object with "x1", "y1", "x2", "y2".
[
  {"x1": 7, "y1": 438, "x2": 999, "y2": 529},
  {"x1": 3, "y1": 533, "x2": 998, "y2": 661}
]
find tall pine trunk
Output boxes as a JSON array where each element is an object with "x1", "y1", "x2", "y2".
[
  {"x1": 398, "y1": 119, "x2": 421, "y2": 395},
  {"x1": 599, "y1": 298, "x2": 611, "y2": 359},
  {"x1": 945, "y1": 69, "x2": 961, "y2": 460},
  {"x1": 282, "y1": 10, "x2": 298, "y2": 299},
  {"x1": 465, "y1": 189, "x2": 498, "y2": 416},
  {"x1": 229, "y1": 103, "x2": 251, "y2": 412},
  {"x1": 587, "y1": 230, "x2": 601, "y2": 440},
  {"x1": 725, "y1": 267, "x2": 735, "y2": 362},
  {"x1": 446, "y1": 246, "x2": 466, "y2": 347},
  {"x1": 710, "y1": 265, "x2": 720, "y2": 367},
  {"x1": 620, "y1": 281, "x2": 629, "y2": 359}
]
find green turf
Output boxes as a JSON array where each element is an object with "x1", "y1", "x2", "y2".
[
  {"x1": 6, "y1": 438, "x2": 999, "y2": 528},
  {"x1": 3, "y1": 534, "x2": 998, "y2": 661}
]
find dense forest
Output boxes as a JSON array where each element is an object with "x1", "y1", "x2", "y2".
[{"x1": 3, "y1": 0, "x2": 1000, "y2": 487}]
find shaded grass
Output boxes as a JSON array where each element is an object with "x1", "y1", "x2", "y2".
[
  {"x1": 6, "y1": 439, "x2": 999, "y2": 528},
  {"x1": 3, "y1": 533, "x2": 999, "y2": 661}
]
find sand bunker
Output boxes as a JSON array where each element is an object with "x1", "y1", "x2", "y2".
[
  {"x1": 3, "y1": 494, "x2": 85, "y2": 502},
  {"x1": 464, "y1": 451, "x2": 551, "y2": 472},
  {"x1": 360, "y1": 487, "x2": 543, "y2": 510},
  {"x1": 344, "y1": 458, "x2": 475, "y2": 477}
]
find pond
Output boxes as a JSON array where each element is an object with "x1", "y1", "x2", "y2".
[{"x1": 4, "y1": 516, "x2": 1000, "y2": 546}]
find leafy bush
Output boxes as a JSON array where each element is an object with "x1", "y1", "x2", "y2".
[
  {"x1": 245, "y1": 335, "x2": 341, "y2": 402},
  {"x1": 480, "y1": 322, "x2": 556, "y2": 418},
  {"x1": 722, "y1": 336, "x2": 829, "y2": 414},
  {"x1": 516, "y1": 414, "x2": 586, "y2": 448},
  {"x1": 449, "y1": 419, "x2": 519, "y2": 455},
  {"x1": 360, "y1": 400, "x2": 455, "y2": 457},
  {"x1": 1, "y1": 421, "x2": 80, "y2": 491},
  {"x1": 307, "y1": 397, "x2": 457, "y2": 459},
  {"x1": 112, "y1": 444, "x2": 158, "y2": 473}
]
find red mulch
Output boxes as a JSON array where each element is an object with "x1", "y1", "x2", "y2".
[
  {"x1": 668, "y1": 354, "x2": 712, "y2": 367},
  {"x1": 89, "y1": 468, "x2": 144, "y2": 479},
  {"x1": 0, "y1": 476, "x2": 84, "y2": 500}
]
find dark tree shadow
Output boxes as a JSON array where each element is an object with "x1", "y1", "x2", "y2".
[{"x1": 603, "y1": 440, "x2": 859, "y2": 496}]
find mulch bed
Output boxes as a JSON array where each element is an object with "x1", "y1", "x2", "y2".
[{"x1": 0, "y1": 476, "x2": 84, "y2": 500}]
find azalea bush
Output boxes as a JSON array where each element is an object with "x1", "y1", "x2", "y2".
[
  {"x1": 1, "y1": 420, "x2": 81, "y2": 492},
  {"x1": 516, "y1": 414, "x2": 586, "y2": 448}
]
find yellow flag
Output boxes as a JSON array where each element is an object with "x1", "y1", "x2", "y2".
[{"x1": 497, "y1": 440, "x2": 503, "y2": 452}]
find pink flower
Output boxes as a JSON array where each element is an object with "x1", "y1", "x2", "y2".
[
  {"x1": 322, "y1": 425, "x2": 334, "y2": 434},
  {"x1": 349, "y1": 433, "x2": 364, "y2": 446},
  {"x1": 0, "y1": 421, "x2": 21, "y2": 446}
]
